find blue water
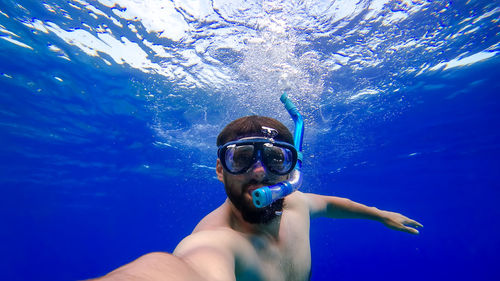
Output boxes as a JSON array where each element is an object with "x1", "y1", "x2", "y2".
[{"x1": 1, "y1": 1, "x2": 499, "y2": 280}]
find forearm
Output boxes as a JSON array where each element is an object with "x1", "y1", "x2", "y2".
[
  {"x1": 87, "y1": 252, "x2": 206, "y2": 281},
  {"x1": 324, "y1": 196, "x2": 384, "y2": 221},
  {"x1": 306, "y1": 193, "x2": 422, "y2": 234},
  {"x1": 320, "y1": 196, "x2": 422, "y2": 234}
]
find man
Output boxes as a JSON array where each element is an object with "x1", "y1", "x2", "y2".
[{"x1": 93, "y1": 115, "x2": 422, "y2": 281}]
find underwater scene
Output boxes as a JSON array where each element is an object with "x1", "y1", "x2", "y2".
[{"x1": 1, "y1": 0, "x2": 499, "y2": 280}]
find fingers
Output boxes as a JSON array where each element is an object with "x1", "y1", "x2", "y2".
[
  {"x1": 383, "y1": 213, "x2": 423, "y2": 235},
  {"x1": 403, "y1": 226, "x2": 420, "y2": 235},
  {"x1": 406, "y1": 219, "x2": 423, "y2": 228},
  {"x1": 402, "y1": 219, "x2": 422, "y2": 235}
]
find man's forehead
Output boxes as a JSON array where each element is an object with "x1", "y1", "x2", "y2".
[{"x1": 237, "y1": 136, "x2": 273, "y2": 141}]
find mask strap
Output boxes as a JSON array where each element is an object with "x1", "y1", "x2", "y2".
[{"x1": 261, "y1": 126, "x2": 278, "y2": 140}]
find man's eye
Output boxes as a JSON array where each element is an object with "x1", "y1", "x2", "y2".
[
  {"x1": 233, "y1": 147, "x2": 253, "y2": 161},
  {"x1": 266, "y1": 147, "x2": 284, "y2": 159},
  {"x1": 235, "y1": 153, "x2": 252, "y2": 162},
  {"x1": 269, "y1": 157, "x2": 283, "y2": 163}
]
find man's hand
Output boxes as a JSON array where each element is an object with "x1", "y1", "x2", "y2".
[{"x1": 379, "y1": 210, "x2": 423, "y2": 234}]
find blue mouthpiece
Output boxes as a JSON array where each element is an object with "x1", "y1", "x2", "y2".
[{"x1": 252, "y1": 93, "x2": 304, "y2": 208}]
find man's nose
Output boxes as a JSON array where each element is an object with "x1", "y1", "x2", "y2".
[{"x1": 249, "y1": 160, "x2": 266, "y2": 180}]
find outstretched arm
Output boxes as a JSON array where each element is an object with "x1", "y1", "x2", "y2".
[
  {"x1": 86, "y1": 252, "x2": 207, "y2": 281},
  {"x1": 87, "y1": 230, "x2": 236, "y2": 281},
  {"x1": 304, "y1": 193, "x2": 423, "y2": 234}
]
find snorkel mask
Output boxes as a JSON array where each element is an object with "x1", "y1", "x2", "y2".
[
  {"x1": 217, "y1": 93, "x2": 304, "y2": 208},
  {"x1": 218, "y1": 137, "x2": 298, "y2": 176}
]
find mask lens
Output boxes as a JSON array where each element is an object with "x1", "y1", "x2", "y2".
[
  {"x1": 263, "y1": 144, "x2": 294, "y2": 174},
  {"x1": 225, "y1": 144, "x2": 254, "y2": 173},
  {"x1": 220, "y1": 139, "x2": 296, "y2": 175}
]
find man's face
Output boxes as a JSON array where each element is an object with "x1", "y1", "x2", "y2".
[{"x1": 216, "y1": 157, "x2": 289, "y2": 224}]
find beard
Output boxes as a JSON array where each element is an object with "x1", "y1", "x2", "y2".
[
  {"x1": 223, "y1": 175, "x2": 284, "y2": 224},
  {"x1": 237, "y1": 197, "x2": 284, "y2": 224}
]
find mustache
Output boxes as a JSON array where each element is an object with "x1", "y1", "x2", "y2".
[
  {"x1": 245, "y1": 179, "x2": 273, "y2": 186},
  {"x1": 243, "y1": 179, "x2": 275, "y2": 192}
]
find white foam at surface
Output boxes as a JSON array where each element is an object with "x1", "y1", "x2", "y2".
[
  {"x1": 380, "y1": 11, "x2": 407, "y2": 26},
  {"x1": 105, "y1": 0, "x2": 189, "y2": 42},
  {"x1": 5, "y1": 0, "x2": 498, "y2": 150},
  {"x1": 472, "y1": 7, "x2": 499, "y2": 24},
  {"x1": 0, "y1": 25, "x2": 20, "y2": 37},
  {"x1": 177, "y1": 0, "x2": 216, "y2": 20},
  {"x1": 1, "y1": 36, "x2": 33, "y2": 50},
  {"x1": 0, "y1": 10, "x2": 8, "y2": 18},
  {"x1": 365, "y1": 0, "x2": 390, "y2": 20},
  {"x1": 464, "y1": 26, "x2": 480, "y2": 35},
  {"x1": 84, "y1": 2, "x2": 108, "y2": 18},
  {"x1": 312, "y1": 0, "x2": 366, "y2": 24},
  {"x1": 29, "y1": 19, "x2": 173, "y2": 77},
  {"x1": 48, "y1": 45, "x2": 61, "y2": 52},
  {"x1": 430, "y1": 51, "x2": 499, "y2": 71},
  {"x1": 71, "y1": 0, "x2": 91, "y2": 6},
  {"x1": 20, "y1": 0, "x2": 443, "y2": 94},
  {"x1": 348, "y1": 89, "x2": 379, "y2": 100},
  {"x1": 43, "y1": 3, "x2": 57, "y2": 14},
  {"x1": 22, "y1": 19, "x2": 49, "y2": 33},
  {"x1": 142, "y1": 39, "x2": 171, "y2": 58}
]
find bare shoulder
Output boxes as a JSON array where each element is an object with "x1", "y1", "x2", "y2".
[
  {"x1": 174, "y1": 228, "x2": 240, "y2": 281},
  {"x1": 284, "y1": 191, "x2": 331, "y2": 218},
  {"x1": 192, "y1": 202, "x2": 230, "y2": 233},
  {"x1": 174, "y1": 227, "x2": 239, "y2": 255},
  {"x1": 283, "y1": 191, "x2": 311, "y2": 211}
]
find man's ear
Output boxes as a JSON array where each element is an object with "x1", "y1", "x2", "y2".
[{"x1": 216, "y1": 158, "x2": 224, "y2": 182}]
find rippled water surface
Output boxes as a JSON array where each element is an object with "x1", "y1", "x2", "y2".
[{"x1": 1, "y1": 1, "x2": 499, "y2": 280}]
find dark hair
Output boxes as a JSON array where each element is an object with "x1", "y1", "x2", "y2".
[{"x1": 217, "y1": 115, "x2": 294, "y2": 146}]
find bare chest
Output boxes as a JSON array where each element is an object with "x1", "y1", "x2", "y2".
[{"x1": 235, "y1": 216, "x2": 311, "y2": 281}]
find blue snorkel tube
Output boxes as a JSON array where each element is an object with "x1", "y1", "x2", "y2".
[{"x1": 252, "y1": 93, "x2": 304, "y2": 208}]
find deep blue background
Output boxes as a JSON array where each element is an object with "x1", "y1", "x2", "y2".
[
  {"x1": 2, "y1": 51, "x2": 499, "y2": 281},
  {"x1": 310, "y1": 58, "x2": 500, "y2": 281}
]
